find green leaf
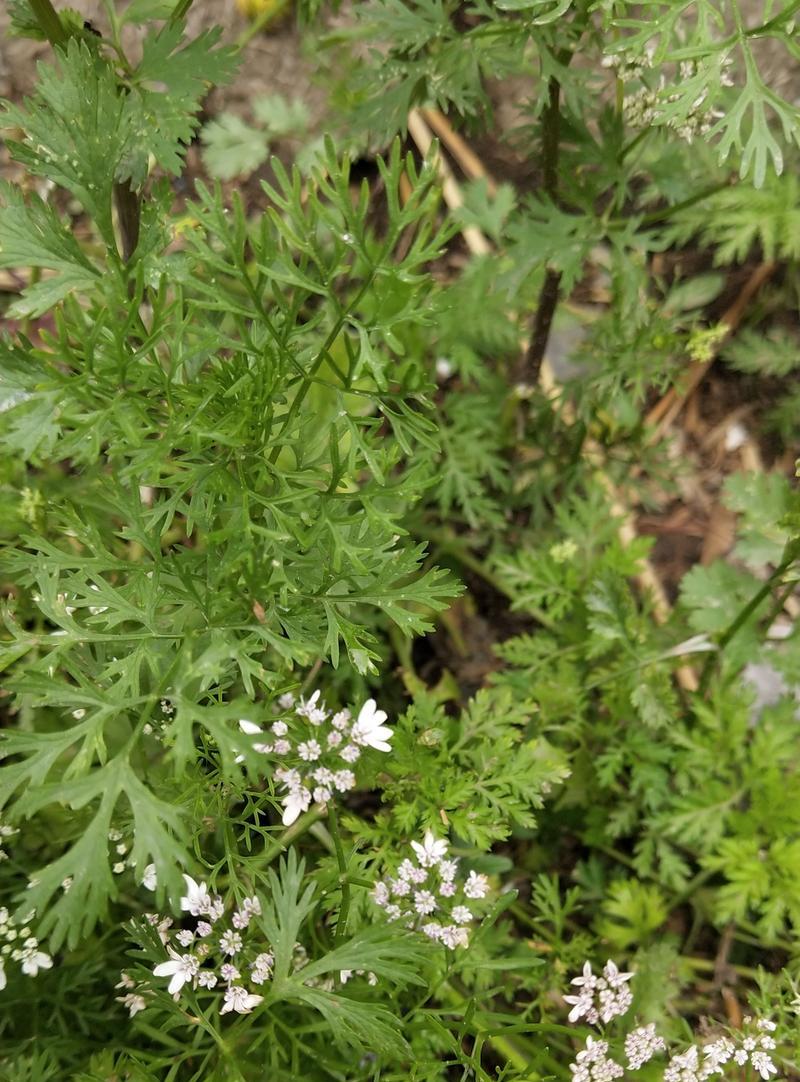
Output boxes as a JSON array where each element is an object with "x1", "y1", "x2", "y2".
[
  {"x1": 0, "y1": 183, "x2": 100, "y2": 317},
  {"x1": 2, "y1": 41, "x2": 132, "y2": 243},
  {"x1": 200, "y1": 114, "x2": 270, "y2": 180},
  {"x1": 297, "y1": 926, "x2": 428, "y2": 986},
  {"x1": 284, "y1": 982, "x2": 408, "y2": 1056},
  {"x1": 123, "y1": 22, "x2": 240, "y2": 182},
  {"x1": 456, "y1": 178, "x2": 516, "y2": 242},
  {"x1": 252, "y1": 94, "x2": 311, "y2": 136},
  {"x1": 259, "y1": 849, "x2": 317, "y2": 981}
]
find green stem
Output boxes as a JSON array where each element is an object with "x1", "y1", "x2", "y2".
[
  {"x1": 745, "y1": 0, "x2": 800, "y2": 36},
  {"x1": 328, "y1": 805, "x2": 351, "y2": 943},
  {"x1": 638, "y1": 181, "x2": 730, "y2": 226},
  {"x1": 761, "y1": 575, "x2": 799, "y2": 631},
  {"x1": 619, "y1": 126, "x2": 652, "y2": 161},
  {"x1": 170, "y1": 0, "x2": 198, "y2": 24},
  {"x1": 698, "y1": 544, "x2": 800, "y2": 694},
  {"x1": 27, "y1": 0, "x2": 67, "y2": 47},
  {"x1": 258, "y1": 806, "x2": 325, "y2": 865}
]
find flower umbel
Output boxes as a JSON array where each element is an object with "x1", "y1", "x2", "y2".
[
  {"x1": 564, "y1": 960, "x2": 633, "y2": 1025},
  {"x1": 236, "y1": 691, "x2": 393, "y2": 825},
  {"x1": 371, "y1": 832, "x2": 490, "y2": 949}
]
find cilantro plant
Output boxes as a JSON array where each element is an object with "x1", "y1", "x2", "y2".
[{"x1": 3, "y1": 0, "x2": 800, "y2": 1080}]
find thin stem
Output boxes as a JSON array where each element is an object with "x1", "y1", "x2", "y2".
[
  {"x1": 170, "y1": 0, "x2": 198, "y2": 24},
  {"x1": 638, "y1": 181, "x2": 730, "y2": 226},
  {"x1": 521, "y1": 76, "x2": 562, "y2": 383},
  {"x1": 27, "y1": 0, "x2": 67, "y2": 47},
  {"x1": 258, "y1": 806, "x2": 325, "y2": 866},
  {"x1": 328, "y1": 806, "x2": 351, "y2": 943},
  {"x1": 698, "y1": 545, "x2": 800, "y2": 694}
]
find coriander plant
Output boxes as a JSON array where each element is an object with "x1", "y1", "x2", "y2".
[{"x1": 2, "y1": 0, "x2": 800, "y2": 1079}]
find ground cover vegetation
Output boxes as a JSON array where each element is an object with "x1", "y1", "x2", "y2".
[{"x1": 1, "y1": 0, "x2": 800, "y2": 1078}]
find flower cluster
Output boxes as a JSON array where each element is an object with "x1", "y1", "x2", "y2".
[
  {"x1": 0, "y1": 907, "x2": 52, "y2": 991},
  {"x1": 602, "y1": 51, "x2": 734, "y2": 145},
  {"x1": 564, "y1": 960, "x2": 634, "y2": 1025},
  {"x1": 569, "y1": 1036, "x2": 624, "y2": 1082},
  {"x1": 371, "y1": 831, "x2": 490, "y2": 950},
  {"x1": 238, "y1": 691, "x2": 392, "y2": 825},
  {"x1": 625, "y1": 1023, "x2": 666, "y2": 1069},
  {"x1": 664, "y1": 1018, "x2": 779, "y2": 1082},
  {"x1": 139, "y1": 875, "x2": 271, "y2": 1017}
]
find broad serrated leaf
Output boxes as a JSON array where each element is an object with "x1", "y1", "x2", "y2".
[{"x1": 0, "y1": 183, "x2": 101, "y2": 316}]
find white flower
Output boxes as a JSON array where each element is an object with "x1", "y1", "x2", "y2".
[
  {"x1": 198, "y1": 970, "x2": 218, "y2": 988},
  {"x1": 326, "y1": 730, "x2": 343, "y2": 748},
  {"x1": 569, "y1": 1036, "x2": 624, "y2": 1082},
  {"x1": 278, "y1": 692, "x2": 295, "y2": 709},
  {"x1": 339, "y1": 744, "x2": 361, "y2": 763},
  {"x1": 411, "y1": 831, "x2": 448, "y2": 868},
  {"x1": 389, "y1": 877, "x2": 411, "y2": 897},
  {"x1": 664, "y1": 1046, "x2": 701, "y2": 1082},
  {"x1": 196, "y1": 921, "x2": 213, "y2": 938},
  {"x1": 332, "y1": 770, "x2": 355, "y2": 792},
  {"x1": 153, "y1": 950, "x2": 199, "y2": 996},
  {"x1": 220, "y1": 985, "x2": 264, "y2": 1015},
  {"x1": 220, "y1": 963, "x2": 241, "y2": 982},
  {"x1": 219, "y1": 930, "x2": 243, "y2": 956},
  {"x1": 439, "y1": 925, "x2": 469, "y2": 949},
  {"x1": 273, "y1": 738, "x2": 291, "y2": 755},
  {"x1": 271, "y1": 720, "x2": 288, "y2": 736},
  {"x1": 350, "y1": 699, "x2": 392, "y2": 751},
  {"x1": 250, "y1": 951, "x2": 273, "y2": 984},
  {"x1": 296, "y1": 690, "x2": 326, "y2": 725},
  {"x1": 180, "y1": 875, "x2": 210, "y2": 916},
  {"x1": 565, "y1": 959, "x2": 633, "y2": 1025},
  {"x1": 141, "y1": 864, "x2": 157, "y2": 891},
  {"x1": 702, "y1": 1036, "x2": 734, "y2": 1075},
  {"x1": 331, "y1": 709, "x2": 351, "y2": 730},
  {"x1": 17, "y1": 938, "x2": 52, "y2": 977},
  {"x1": 451, "y1": 905, "x2": 472, "y2": 924},
  {"x1": 175, "y1": 929, "x2": 195, "y2": 947},
  {"x1": 0, "y1": 959, "x2": 6, "y2": 991},
  {"x1": 117, "y1": 992, "x2": 147, "y2": 1016},
  {"x1": 602, "y1": 959, "x2": 633, "y2": 987},
  {"x1": 751, "y1": 1052, "x2": 777, "y2": 1079},
  {"x1": 625, "y1": 1024, "x2": 666, "y2": 1069},
  {"x1": 413, "y1": 890, "x2": 437, "y2": 915},
  {"x1": 439, "y1": 858, "x2": 458, "y2": 881},
  {"x1": 281, "y1": 787, "x2": 311, "y2": 825},
  {"x1": 372, "y1": 882, "x2": 390, "y2": 907},
  {"x1": 237, "y1": 719, "x2": 272, "y2": 759},
  {"x1": 297, "y1": 740, "x2": 322, "y2": 762},
  {"x1": 464, "y1": 871, "x2": 489, "y2": 899}
]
